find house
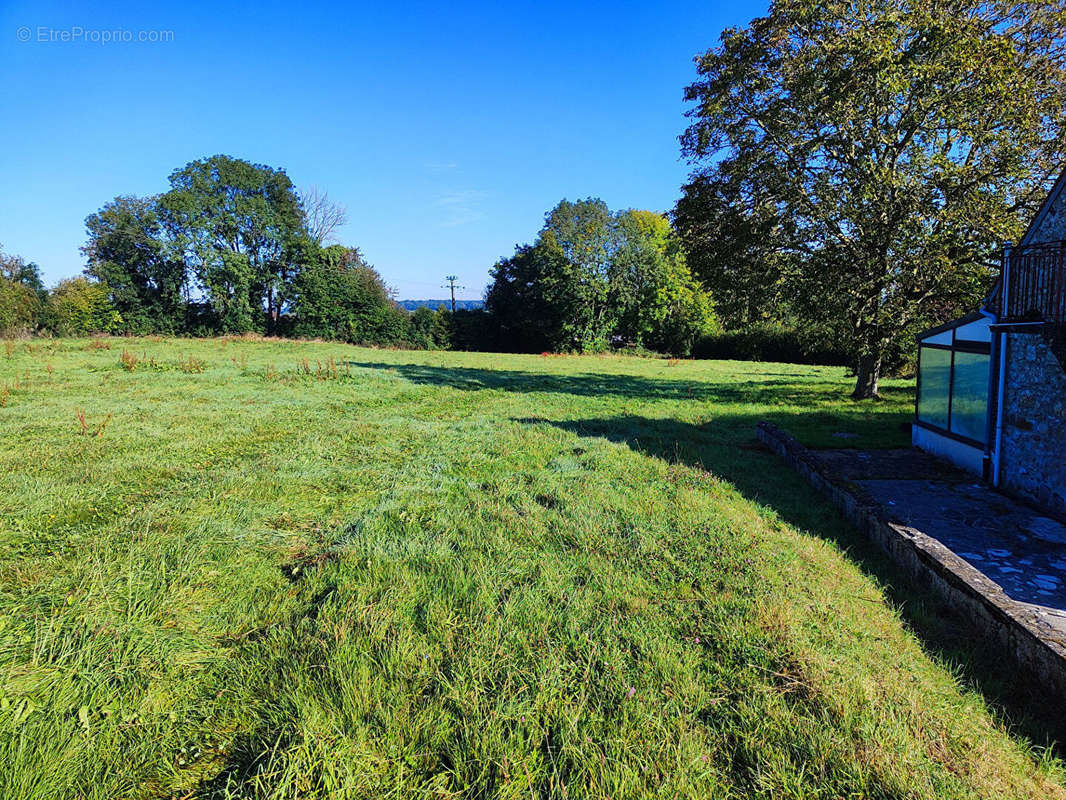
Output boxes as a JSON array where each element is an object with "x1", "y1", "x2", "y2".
[{"x1": 913, "y1": 175, "x2": 1066, "y2": 517}]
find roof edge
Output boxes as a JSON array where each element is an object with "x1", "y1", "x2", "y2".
[
  {"x1": 917, "y1": 310, "x2": 989, "y2": 341},
  {"x1": 1019, "y1": 169, "x2": 1066, "y2": 246}
]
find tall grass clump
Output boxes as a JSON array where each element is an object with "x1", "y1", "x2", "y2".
[
  {"x1": 179, "y1": 355, "x2": 206, "y2": 374},
  {"x1": 120, "y1": 349, "x2": 138, "y2": 372}
]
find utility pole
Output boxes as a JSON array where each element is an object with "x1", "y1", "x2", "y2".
[{"x1": 442, "y1": 275, "x2": 465, "y2": 312}]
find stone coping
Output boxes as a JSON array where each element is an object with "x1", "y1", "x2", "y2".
[{"x1": 757, "y1": 421, "x2": 1066, "y2": 706}]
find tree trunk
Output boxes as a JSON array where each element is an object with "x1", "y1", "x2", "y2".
[{"x1": 852, "y1": 354, "x2": 882, "y2": 400}]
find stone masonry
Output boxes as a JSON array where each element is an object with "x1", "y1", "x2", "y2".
[
  {"x1": 1001, "y1": 331, "x2": 1066, "y2": 518},
  {"x1": 757, "y1": 421, "x2": 1066, "y2": 708}
]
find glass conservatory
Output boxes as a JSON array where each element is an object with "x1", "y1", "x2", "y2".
[{"x1": 913, "y1": 311, "x2": 994, "y2": 475}]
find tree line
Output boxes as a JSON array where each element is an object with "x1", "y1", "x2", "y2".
[
  {"x1": 81, "y1": 155, "x2": 419, "y2": 344},
  {"x1": 0, "y1": 155, "x2": 716, "y2": 355},
  {"x1": 5, "y1": 0, "x2": 1066, "y2": 394},
  {"x1": 0, "y1": 155, "x2": 457, "y2": 348}
]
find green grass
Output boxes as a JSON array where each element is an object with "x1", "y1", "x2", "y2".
[{"x1": 0, "y1": 336, "x2": 1061, "y2": 799}]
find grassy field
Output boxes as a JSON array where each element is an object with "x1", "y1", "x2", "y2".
[{"x1": 0, "y1": 337, "x2": 1062, "y2": 799}]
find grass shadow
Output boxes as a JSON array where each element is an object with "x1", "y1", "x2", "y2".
[
  {"x1": 190, "y1": 729, "x2": 294, "y2": 799},
  {"x1": 351, "y1": 359, "x2": 1059, "y2": 741},
  {"x1": 350, "y1": 359, "x2": 836, "y2": 402},
  {"x1": 351, "y1": 360, "x2": 913, "y2": 448},
  {"x1": 514, "y1": 413, "x2": 1066, "y2": 751}
]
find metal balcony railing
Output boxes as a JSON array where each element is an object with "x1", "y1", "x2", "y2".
[{"x1": 997, "y1": 241, "x2": 1066, "y2": 323}]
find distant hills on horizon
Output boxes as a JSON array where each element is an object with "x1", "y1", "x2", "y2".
[{"x1": 398, "y1": 299, "x2": 484, "y2": 311}]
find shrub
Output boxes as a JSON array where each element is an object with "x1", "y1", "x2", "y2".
[
  {"x1": 0, "y1": 278, "x2": 41, "y2": 336},
  {"x1": 692, "y1": 322, "x2": 851, "y2": 366},
  {"x1": 407, "y1": 306, "x2": 453, "y2": 349},
  {"x1": 44, "y1": 278, "x2": 122, "y2": 336},
  {"x1": 291, "y1": 244, "x2": 410, "y2": 346},
  {"x1": 444, "y1": 309, "x2": 500, "y2": 352}
]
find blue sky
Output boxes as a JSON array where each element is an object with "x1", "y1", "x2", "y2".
[{"x1": 0, "y1": 0, "x2": 763, "y2": 300}]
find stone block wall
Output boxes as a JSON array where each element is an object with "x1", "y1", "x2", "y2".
[
  {"x1": 757, "y1": 421, "x2": 1066, "y2": 707},
  {"x1": 1001, "y1": 331, "x2": 1066, "y2": 517}
]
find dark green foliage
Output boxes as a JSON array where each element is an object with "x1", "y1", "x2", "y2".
[
  {"x1": 0, "y1": 280, "x2": 40, "y2": 336},
  {"x1": 182, "y1": 301, "x2": 223, "y2": 338},
  {"x1": 680, "y1": 0, "x2": 1066, "y2": 396},
  {"x1": 73, "y1": 155, "x2": 419, "y2": 347},
  {"x1": 158, "y1": 155, "x2": 305, "y2": 334},
  {"x1": 407, "y1": 306, "x2": 437, "y2": 349},
  {"x1": 486, "y1": 200, "x2": 717, "y2": 355},
  {"x1": 442, "y1": 308, "x2": 499, "y2": 352},
  {"x1": 83, "y1": 196, "x2": 186, "y2": 334},
  {"x1": 72, "y1": 160, "x2": 718, "y2": 356},
  {"x1": 486, "y1": 243, "x2": 571, "y2": 352},
  {"x1": 673, "y1": 174, "x2": 792, "y2": 330},
  {"x1": 539, "y1": 198, "x2": 617, "y2": 350},
  {"x1": 407, "y1": 306, "x2": 453, "y2": 349},
  {"x1": 0, "y1": 248, "x2": 45, "y2": 335},
  {"x1": 693, "y1": 322, "x2": 851, "y2": 366},
  {"x1": 290, "y1": 243, "x2": 408, "y2": 345}
]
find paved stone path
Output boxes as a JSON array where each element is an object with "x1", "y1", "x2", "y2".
[{"x1": 818, "y1": 449, "x2": 1066, "y2": 633}]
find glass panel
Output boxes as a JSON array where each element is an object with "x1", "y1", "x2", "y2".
[
  {"x1": 954, "y1": 317, "x2": 992, "y2": 343},
  {"x1": 917, "y1": 347, "x2": 950, "y2": 429},
  {"x1": 950, "y1": 351, "x2": 990, "y2": 444},
  {"x1": 920, "y1": 329, "x2": 953, "y2": 346}
]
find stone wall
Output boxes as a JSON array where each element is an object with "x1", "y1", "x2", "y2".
[
  {"x1": 757, "y1": 421, "x2": 1066, "y2": 707},
  {"x1": 1029, "y1": 182, "x2": 1066, "y2": 242},
  {"x1": 1002, "y1": 331, "x2": 1066, "y2": 517}
]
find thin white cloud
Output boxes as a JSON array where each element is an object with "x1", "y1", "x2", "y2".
[
  {"x1": 425, "y1": 161, "x2": 459, "y2": 172},
  {"x1": 434, "y1": 190, "x2": 487, "y2": 227}
]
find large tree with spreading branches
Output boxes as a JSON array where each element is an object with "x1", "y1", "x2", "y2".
[
  {"x1": 158, "y1": 155, "x2": 305, "y2": 333},
  {"x1": 679, "y1": 0, "x2": 1066, "y2": 397}
]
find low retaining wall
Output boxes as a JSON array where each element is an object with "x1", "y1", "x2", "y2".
[{"x1": 757, "y1": 421, "x2": 1066, "y2": 705}]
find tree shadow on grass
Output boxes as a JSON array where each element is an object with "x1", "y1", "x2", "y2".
[
  {"x1": 514, "y1": 413, "x2": 1066, "y2": 751},
  {"x1": 349, "y1": 359, "x2": 838, "y2": 402},
  {"x1": 349, "y1": 360, "x2": 913, "y2": 448},
  {"x1": 350, "y1": 361, "x2": 1058, "y2": 737}
]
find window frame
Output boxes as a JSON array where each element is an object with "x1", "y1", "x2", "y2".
[{"x1": 914, "y1": 324, "x2": 992, "y2": 449}]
